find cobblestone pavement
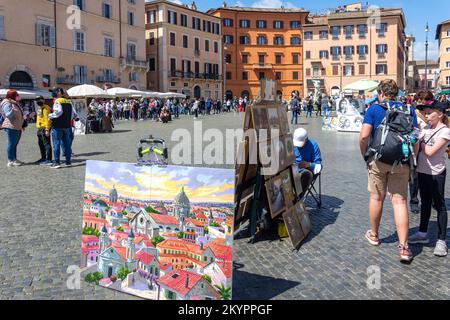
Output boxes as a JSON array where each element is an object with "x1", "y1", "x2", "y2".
[{"x1": 0, "y1": 111, "x2": 448, "y2": 300}]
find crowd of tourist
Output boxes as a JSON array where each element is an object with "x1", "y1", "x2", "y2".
[{"x1": 86, "y1": 95, "x2": 252, "y2": 125}]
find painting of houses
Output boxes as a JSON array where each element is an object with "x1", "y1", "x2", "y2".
[{"x1": 80, "y1": 160, "x2": 234, "y2": 300}]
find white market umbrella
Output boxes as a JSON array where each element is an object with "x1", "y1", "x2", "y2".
[
  {"x1": 158, "y1": 92, "x2": 186, "y2": 99},
  {"x1": 67, "y1": 84, "x2": 109, "y2": 98},
  {"x1": 142, "y1": 91, "x2": 161, "y2": 98},
  {"x1": 344, "y1": 79, "x2": 379, "y2": 92},
  {"x1": 107, "y1": 87, "x2": 145, "y2": 98},
  {"x1": 0, "y1": 88, "x2": 37, "y2": 99}
]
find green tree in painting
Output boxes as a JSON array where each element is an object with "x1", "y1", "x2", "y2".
[
  {"x1": 82, "y1": 227, "x2": 100, "y2": 238},
  {"x1": 151, "y1": 236, "x2": 165, "y2": 247},
  {"x1": 117, "y1": 268, "x2": 132, "y2": 281},
  {"x1": 145, "y1": 206, "x2": 161, "y2": 214},
  {"x1": 202, "y1": 274, "x2": 212, "y2": 284},
  {"x1": 85, "y1": 272, "x2": 104, "y2": 285},
  {"x1": 215, "y1": 284, "x2": 231, "y2": 300}
]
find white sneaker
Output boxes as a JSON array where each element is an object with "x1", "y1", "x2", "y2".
[
  {"x1": 434, "y1": 240, "x2": 448, "y2": 257},
  {"x1": 7, "y1": 161, "x2": 14, "y2": 167},
  {"x1": 12, "y1": 160, "x2": 23, "y2": 166}
]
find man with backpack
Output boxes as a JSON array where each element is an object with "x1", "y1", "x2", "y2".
[{"x1": 359, "y1": 79, "x2": 418, "y2": 264}]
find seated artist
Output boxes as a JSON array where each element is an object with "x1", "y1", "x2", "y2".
[{"x1": 293, "y1": 128, "x2": 323, "y2": 200}]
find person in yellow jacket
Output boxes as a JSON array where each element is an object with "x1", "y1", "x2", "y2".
[{"x1": 35, "y1": 96, "x2": 53, "y2": 165}]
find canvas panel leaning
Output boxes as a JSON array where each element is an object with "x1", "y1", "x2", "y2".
[{"x1": 80, "y1": 160, "x2": 235, "y2": 300}]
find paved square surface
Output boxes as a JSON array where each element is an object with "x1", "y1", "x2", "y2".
[{"x1": 0, "y1": 112, "x2": 448, "y2": 299}]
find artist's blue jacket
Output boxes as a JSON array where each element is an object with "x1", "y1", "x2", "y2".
[{"x1": 294, "y1": 138, "x2": 322, "y2": 171}]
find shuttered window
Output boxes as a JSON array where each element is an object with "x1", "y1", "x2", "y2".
[
  {"x1": 36, "y1": 22, "x2": 55, "y2": 47},
  {"x1": 0, "y1": 16, "x2": 4, "y2": 40}
]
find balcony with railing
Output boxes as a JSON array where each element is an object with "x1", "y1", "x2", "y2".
[
  {"x1": 359, "y1": 54, "x2": 367, "y2": 60},
  {"x1": 332, "y1": 55, "x2": 340, "y2": 61},
  {"x1": 378, "y1": 53, "x2": 386, "y2": 59},
  {"x1": 121, "y1": 57, "x2": 149, "y2": 70},
  {"x1": 252, "y1": 63, "x2": 273, "y2": 70},
  {"x1": 56, "y1": 75, "x2": 88, "y2": 85},
  {"x1": 345, "y1": 54, "x2": 353, "y2": 61}
]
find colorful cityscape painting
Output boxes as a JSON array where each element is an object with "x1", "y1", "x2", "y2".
[{"x1": 81, "y1": 160, "x2": 234, "y2": 300}]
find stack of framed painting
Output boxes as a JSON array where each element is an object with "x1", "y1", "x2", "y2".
[
  {"x1": 234, "y1": 102, "x2": 312, "y2": 250},
  {"x1": 81, "y1": 160, "x2": 234, "y2": 300}
]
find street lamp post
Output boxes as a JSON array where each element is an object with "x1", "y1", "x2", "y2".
[
  {"x1": 425, "y1": 22, "x2": 429, "y2": 89},
  {"x1": 223, "y1": 45, "x2": 228, "y2": 101}
]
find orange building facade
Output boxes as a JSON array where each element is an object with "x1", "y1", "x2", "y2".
[{"x1": 208, "y1": 7, "x2": 309, "y2": 101}]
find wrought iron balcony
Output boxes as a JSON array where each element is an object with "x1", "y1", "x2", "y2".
[
  {"x1": 121, "y1": 57, "x2": 150, "y2": 70},
  {"x1": 56, "y1": 75, "x2": 88, "y2": 85}
]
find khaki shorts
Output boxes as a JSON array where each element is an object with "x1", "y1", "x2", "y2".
[{"x1": 368, "y1": 160, "x2": 410, "y2": 198}]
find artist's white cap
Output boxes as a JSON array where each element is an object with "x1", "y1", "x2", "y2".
[{"x1": 293, "y1": 128, "x2": 308, "y2": 148}]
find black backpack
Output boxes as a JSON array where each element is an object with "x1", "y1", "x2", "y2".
[{"x1": 365, "y1": 101, "x2": 415, "y2": 166}]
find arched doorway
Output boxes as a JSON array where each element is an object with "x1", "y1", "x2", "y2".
[
  {"x1": 225, "y1": 90, "x2": 233, "y2": 100},
  {"x1": 9, "y1": 71, "x2": 33, "y2": 89},
  {"x1": 194, "y1": 85, "x2": 201, "y2": 99},
  {"x1": 241, "y1": 90, "x2": 249, "y2": 99}
]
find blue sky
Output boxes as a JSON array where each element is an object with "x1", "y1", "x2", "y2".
[{"x1": 168, "y1": 0, "x2": 450, "y2": 61}]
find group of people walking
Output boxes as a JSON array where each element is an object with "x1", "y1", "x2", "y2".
[{"x1": 287, "y1": 94, "x2": 333, "y2": 125}]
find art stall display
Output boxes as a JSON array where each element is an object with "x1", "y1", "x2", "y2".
[
  {"x1": 72, "y1": 99, "x2": 88, "y2": 135},
  {"x1": 81, "y1": 160, "x2": 234, "y2": 300},
  {"x1": 322, "y1": 98, "x2": 364, "y2": 133},
  {"x1": 235, "y1": 102, "x2": 312, "y2": 249}
]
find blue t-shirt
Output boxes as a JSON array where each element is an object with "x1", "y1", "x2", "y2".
[
  {"x1": 363, "y1": 100, "x2": 418, "y2": 137},
  {"x1": 294, "y1": 138, "x2": 322, "y2": 171}
]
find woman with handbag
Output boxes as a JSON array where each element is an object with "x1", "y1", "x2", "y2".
[
  {"x1": 1, "y1": 89, "x2": 26, "y2": 167},
  {"x1": 409, "y1": 101, "x2": 450, "y2": 257}
]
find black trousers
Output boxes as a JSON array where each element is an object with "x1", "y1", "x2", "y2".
[
  {"x1": 299, "y1": 169, "x2": 314, "y2": 200},
  {"x1": 418, "y1": 171, "x2": 448, "y2": 241},
  {"x1": 37, "y1": 129, "x2": 52, "y2": 161},
  {"x1": 409, "y1": 166, "x2": 420, "y2": 206}
]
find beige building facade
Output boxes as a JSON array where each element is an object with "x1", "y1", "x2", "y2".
[
  {"x1": 145, "y1": 0, "x2": 222, "y2": 99},
  {"x1": 410, "y1": 60, "x2": 439, "y2": 92},
  {"x1": 303, "y1": 3, "x2": 407, "y2": 97},
  {"x1": 0, "y1": 0, "x2": 147, "y2": 92},
  {"x1": 436, "y1": 20, "x2": 450, "y2": 91}
]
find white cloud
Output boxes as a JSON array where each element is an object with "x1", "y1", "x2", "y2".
[
  {"x1": 251, "y1": 0, "x2": 296, "y2": 9},
  {"x1": 235, "y1": 1, "x2": 244, "y2": 6},
  {"x1": 414, "y1": 41, "x2": 439, "y2": 61}
]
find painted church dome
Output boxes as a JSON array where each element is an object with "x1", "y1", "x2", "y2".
[{"x1": 174, "y1": 187, "x2": 190, "y2": 206}]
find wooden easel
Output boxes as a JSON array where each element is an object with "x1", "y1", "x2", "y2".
[{"x1": 234, "y1": 100, "x2": 312, "y2": 249}]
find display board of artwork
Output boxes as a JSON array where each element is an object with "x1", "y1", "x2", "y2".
[
  {"x1": 81, "y1": 160, "x2": 234, "y2": 300},
  {"x1": 72, "y1": 99, "x2": 88, "y2": 135},
  {"x1": 235, "y1": 101, "x2": 312, "y2": 249},
  {"x1": 321, "y1": 98, "x2": 364, "y2": 133}
]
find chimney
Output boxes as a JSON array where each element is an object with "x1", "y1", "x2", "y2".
[
  {"x1": 200, "y1": 242, "x2": 204, "y2": 250},
  {"x1": 185, "y1": 273, "x2": 189, "y2": 288}
]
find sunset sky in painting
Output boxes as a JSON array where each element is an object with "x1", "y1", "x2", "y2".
[{"x1": 84, "y1": 161, "x2": 234, "y2": 204}]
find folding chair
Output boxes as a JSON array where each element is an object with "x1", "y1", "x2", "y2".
[{"x1": 305, "y1": 171, "x2": 322, "y2": 208}]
